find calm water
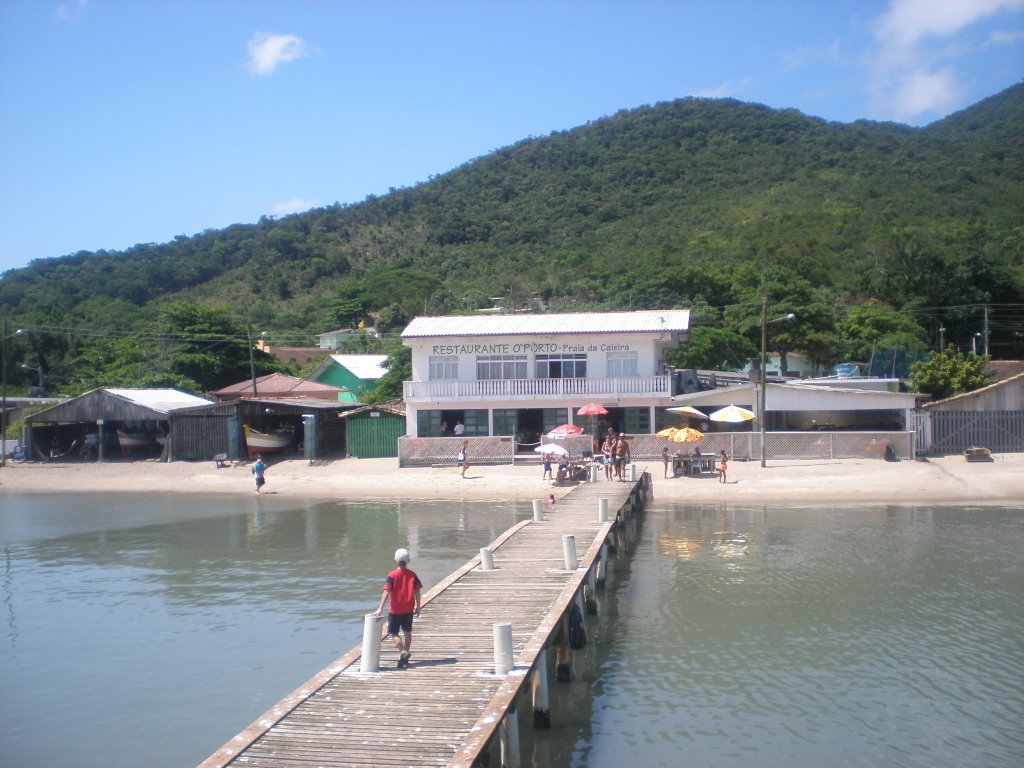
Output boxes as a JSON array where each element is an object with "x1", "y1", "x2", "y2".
[{"x1": 1, "y1": 494, "x2": 1021, "y2": 768}]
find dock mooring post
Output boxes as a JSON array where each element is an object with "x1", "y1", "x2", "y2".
[
  {"x1": 359, "y1": 613, "x2": 383, "y2": 673},
  {"x1": 493, "y1": 622, "x2": 513, "y2": 675},
  {"x1": 532, "y1": 498, "x2": 544, "y2": 522},
  {"x1": 562, "y1": 535, "x2": 577, "y2": 571},
  {"x1": 598, "y1": 498, "x2": 609, "y2": 522},
  {"x1": 480, "y1": 547, "x2": 495, "y2": 571},
  {"x1": 532, "y1": 647, "x2": 551, "y2": 727}
]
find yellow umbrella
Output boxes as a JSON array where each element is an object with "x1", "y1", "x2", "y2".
[
  {"x1": 670, "y1": 427, "x2": 704, "y2": 443},
  {"x1": 655, "y1": 427, "x2": 679, "y2": 439}
]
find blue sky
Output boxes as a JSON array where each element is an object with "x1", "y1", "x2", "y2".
[{"x1": 1, "y1": 1, "x2": 1021, "y2": 274}]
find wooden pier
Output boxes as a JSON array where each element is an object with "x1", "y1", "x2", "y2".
[{"x1": 199, "y1": 471, "x2": 649, "y2": 768}]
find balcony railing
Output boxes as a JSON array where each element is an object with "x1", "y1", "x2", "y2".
[{"x1": 403, "y1": 375, "x2": 672, "y2": 401}]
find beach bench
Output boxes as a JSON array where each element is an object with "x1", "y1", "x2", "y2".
[{"x1": 213, "y1": 453, "x2": 229, "y2": 468}]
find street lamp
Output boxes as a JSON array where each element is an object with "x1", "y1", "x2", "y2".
[
  {"x1": 759, "y1": 298, "x2": 795, "y2": 468},
  {"x1": 1, "y1": 320, "x2": 26, "y2": 467}
]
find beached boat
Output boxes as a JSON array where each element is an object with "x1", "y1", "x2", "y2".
[
  {"x1": 116, "y1": 430, "x2": 152, "y2": 448},
  {"x1": 964, "y1": 446, "x2": 992, "y2": 462},
  {"x1": 243, "y1": 424, "x2": 292, "y2": 457}
]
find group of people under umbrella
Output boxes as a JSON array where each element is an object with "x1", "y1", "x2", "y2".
[{"x1": 534, "y1": 402, "x2": 755, "y2": 484}]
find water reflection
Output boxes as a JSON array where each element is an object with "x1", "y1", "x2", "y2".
[
  {"x1": 0, "y1": 493, "x2": 530, "y2": 768},
  {"x1": 2, "y1": 495, "x2": 1021, "y2": 768}
]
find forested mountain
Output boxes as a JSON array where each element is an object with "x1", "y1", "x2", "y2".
[{"x1": 1, "y1": 83, "x2": 1021, "y2": 396}]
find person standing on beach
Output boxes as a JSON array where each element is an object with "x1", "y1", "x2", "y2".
[
  {"x1": 252, "y1": 455, "x2": 266, "y2": 493},
  {"x1": 542, "y1": 453, "x2": 553, "y2": 481},
  {"x1": 458, "y1": 439, "x2": 470, "y2": 478},
  {"x1": 662, "y1": 446, "x2": 671, "y2": 479},
  {"x1": 719, "y1": 450, "x2": 728, "y2": 483},
  {"x1": 372, "y1": 548, "x2": 422, "y2": 668}
]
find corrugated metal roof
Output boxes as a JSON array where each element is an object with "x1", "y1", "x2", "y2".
[
  {"x1": 402, "y1": 310, "x2": 690, "y2": 338},
  {"x1": 330, "y1": 354, "x2": 389, "y2": 379},
  {"x1": 106, "y1": 388, "x2": 211, "y2": 413}
]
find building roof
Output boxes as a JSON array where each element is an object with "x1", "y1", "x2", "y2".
[
  {"x1": 104, "y1": 388, "x2": 212, "y2": 413},
  {"x1": 402, "y1": 310, "x2": 690, "y2": 338},
  {"x1": 29, "y1": 387, "x2": 212, "y2": 424},
  {"x1": 921, "y1": 371, "x2": 1024, "y2": 409},
  {"x1": 985, "y1": 360, "x2": 1024, "y2": 383},
  {"x1": 329, "y1": 354, "x2": 389, "y2": 380},
  {"x1": 212, "y1": 373, "x2": 345, "y2": 399},
  {"x1": 669, "y1": 381, "x2": 921, "y2": 410},
  {"x1": 338, "y1": 401, "x2": 407, "y2": 419},
  {"x1": 259, "y1": 344, "x2": 326, "y2": 365}
]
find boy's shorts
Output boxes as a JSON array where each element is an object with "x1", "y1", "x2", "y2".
[{"x1": 388, "y1": 612, "x2": 414, "y2": 636}]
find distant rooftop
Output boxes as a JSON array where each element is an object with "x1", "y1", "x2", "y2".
[
  {"x1": 402, "y1": 310, "x2": 690, "y2": 338},
  {"x1": 105, "y1": 388, "x2": 211, "y2": 413},
  {"x1": 330, "y1": 354, "x2": 389, "y2": 380}
]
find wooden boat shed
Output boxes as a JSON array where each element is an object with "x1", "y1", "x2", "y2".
[
  {"x1": 168, "y1": 396, "x2": 358, "y2": 461},
  {"x1": 338, "y1": 400, "x2": 406, "y2": 458},
  {"x1": 25, "y1": 387, "x2": 211, "y2": 461}
]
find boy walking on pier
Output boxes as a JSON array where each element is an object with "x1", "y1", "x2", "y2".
[{"x1": 372, "y1": 548, "x2": 422, "y2": 668}]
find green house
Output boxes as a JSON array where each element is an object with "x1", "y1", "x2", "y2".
[
  {"x1": 340, "y1": 402, "x2": 406, "y2": 458},
  {"x1": 309, "y1": 354, "x2": 389, "y2": 403}
]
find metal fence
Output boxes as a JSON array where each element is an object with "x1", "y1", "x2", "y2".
[
  {"x1": 398, "y1": 435, "x2": 517, "y2": 467},
  {"x1": 627, "y1": 431, "x2": 913, "y2": 461},
  {"x1": 924, "y1": 410, "x2": 1024, "y2": 454},
  {"x1": 399, "y1": 431, "x2": 915, "y2": 466}
]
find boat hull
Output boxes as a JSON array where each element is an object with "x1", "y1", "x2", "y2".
[
  {"x1": 117, "y1": 431, "x2": 152, "y2": 448},
  {"x1": 243, "y1": 425, "x2": 292, "y2": 458}
]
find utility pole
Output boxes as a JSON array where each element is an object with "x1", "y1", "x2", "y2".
[
  {"x1": 248, "y1": 320, "x2": 258, "y2": 396},
  {"x1": 983, "y1": 305, "x2": 990, "y2": 356}
]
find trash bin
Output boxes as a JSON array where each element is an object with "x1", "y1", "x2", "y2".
[{"x1": 884, "y1": 443, "x2": 897, "y2": 462}]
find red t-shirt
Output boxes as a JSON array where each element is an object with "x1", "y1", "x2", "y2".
[{"x1": 384, "y1": 567, "x2": 422, "y2": 614}]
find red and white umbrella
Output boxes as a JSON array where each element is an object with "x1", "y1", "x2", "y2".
[
  {"x1": 547, "y1": 424, "x2": 584, "y2": 439},
  {"x1": 576, "y1": 403, "x2": 608, "y2": 436}
]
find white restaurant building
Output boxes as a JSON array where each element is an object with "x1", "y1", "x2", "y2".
[{"x1": 400, "y1": 310, "x2": 690, "y2": 443}]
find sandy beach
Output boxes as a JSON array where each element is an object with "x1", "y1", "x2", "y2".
[{"x1": 1, "y1": 453, "x2": 1021, "y2": 505}]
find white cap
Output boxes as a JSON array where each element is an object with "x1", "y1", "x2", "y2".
[{"x1": 394, "y1": 548, "x2": 411, "y2": 564}]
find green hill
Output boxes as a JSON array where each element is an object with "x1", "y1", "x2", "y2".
[{"x1": 1, "y1": 83, "x2": 1021, "y2": 394}]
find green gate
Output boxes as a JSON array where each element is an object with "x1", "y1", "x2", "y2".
[{"x1": 346, "y1": 411, "x2": 405, "y2": 458}]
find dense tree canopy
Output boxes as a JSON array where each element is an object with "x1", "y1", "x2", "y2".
[{"x1": 1, "y1": 84, "x2": 1022, "y2": 395}]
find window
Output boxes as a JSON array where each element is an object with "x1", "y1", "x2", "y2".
[
  {"x1": 477, "y1": 355, "x2": 527, "y2": 380},
  {"x1": 535, "y1": 354, "x2": 587, "y2": 379},
  {"x1": 429, "y1": 355, "x2": 459, "y2": 380},
  {"x1": 607, "y1": 350, "x2": 638, "y2": 377}
]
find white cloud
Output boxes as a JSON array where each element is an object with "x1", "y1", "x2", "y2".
[
  {"x1": 780, "y1": 37, "x2": 842, "y2": 73},
  {"x1": 986, "y1": 27, "x2": 1024, "y2": 45},
  {"x1": 246, "y1": 32, "x2": 314, "y2": 76},
  {"x1": 690, "y1": 78, "x2": 752, "y2": 99},
  {"x1": 272, "y1": 198, "x2": 314, "y2": 215},
  {"x1": 55, "y1": 0, "x2": 87, "y2": 23},
  {"x1": 867, "y1": 0, "x2": 1024, "y2": 120}
]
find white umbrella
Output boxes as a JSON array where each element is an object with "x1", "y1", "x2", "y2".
[
  {"x1": 666, "y1": 406, "x2": 708, "y2": 418},
  {"x1": 535, "y1": 443, "x2": 569, "y2": 456},
  {"x1": 708, "y1": 404, "x2": 756, "y2": 423}
]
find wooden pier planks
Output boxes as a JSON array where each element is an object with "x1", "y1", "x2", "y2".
[{"x1": 199, "y1": 475, "x2": 645, "y2": 768}]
